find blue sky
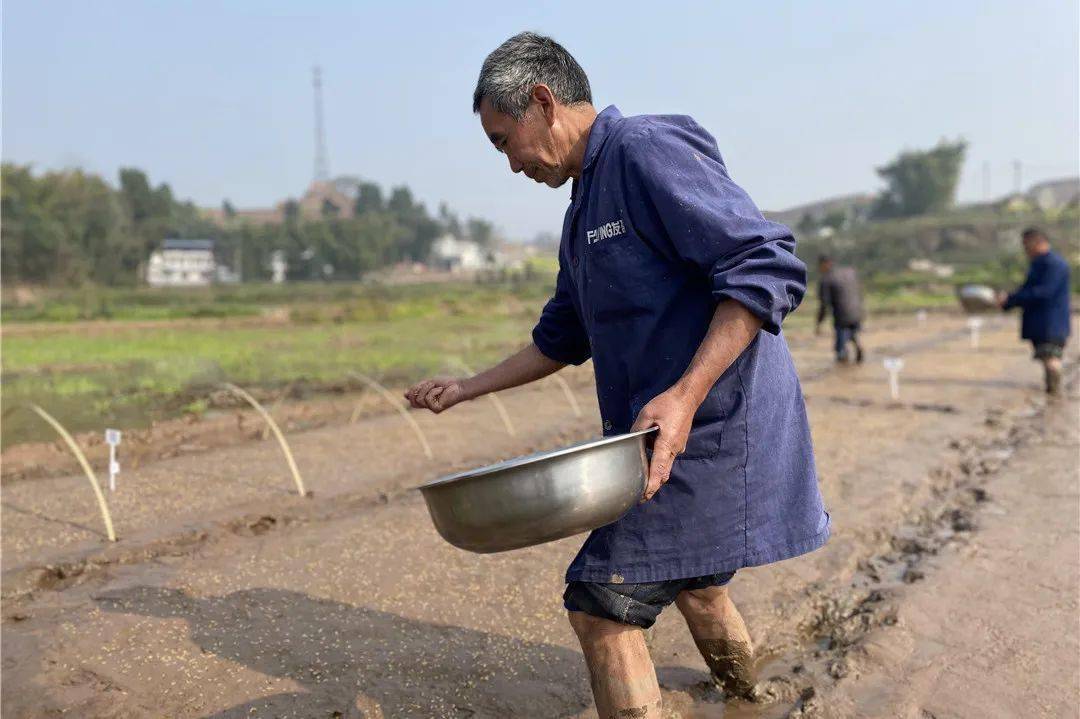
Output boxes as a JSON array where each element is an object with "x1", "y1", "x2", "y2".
[{"x1": 3, "y1": 1, "x2": 1077, "y2": 239}]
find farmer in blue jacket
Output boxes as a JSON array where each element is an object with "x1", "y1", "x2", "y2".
[
  {"x1": 999, "y1": 227, "x2": 1072, "y2": 395},
  {"x1": 407, "y1": 33, "x2": 829, "y2": 717}
]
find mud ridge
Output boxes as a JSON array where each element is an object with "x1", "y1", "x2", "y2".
[
  {"x1": 0, "y1": 485, "x2": 419, "y2": 601},
  {"x1": 739, "y1": 377, "x2": 1070, "y2": 717}
]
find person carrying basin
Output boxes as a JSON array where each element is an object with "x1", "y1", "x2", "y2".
[
  {"x1": 998, "y1": 227, "x2": 1072, "y2": 396},
  {"x1": 406, "y1": 32, "x2": 830, "y2": 718}
]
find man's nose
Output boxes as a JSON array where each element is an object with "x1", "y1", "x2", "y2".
[{"x1": 508, "y1": 156, "x2": 524, "y2": 174}]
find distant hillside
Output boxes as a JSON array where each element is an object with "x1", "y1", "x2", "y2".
[
  {"x1": 764, "y1": 193, "x2": 875, "y2": 229},
  {"x1": 765, "y1": 177, "x2": 1079, "y2": 230},
  {"x1": 794, "y1": 203, "x2": 1079, "y2": 295},
  {"x1": 1026, "y1": 176, "x2": 1080, "y2": 210}
]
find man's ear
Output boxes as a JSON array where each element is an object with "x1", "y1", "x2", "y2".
[{"x1": 531, "y1": 84, "x2": 558, "y2": 127}]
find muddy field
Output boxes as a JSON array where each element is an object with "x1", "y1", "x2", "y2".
[{"x1": 2, "y1": 314, "x2": 1078, "y2": 718}]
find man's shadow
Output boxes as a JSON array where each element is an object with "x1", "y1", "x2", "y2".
[{"x1": 96, "y1": 586, "x2": 590, "y2": 719}]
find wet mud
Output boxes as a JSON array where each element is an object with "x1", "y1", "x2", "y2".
[{"x1": 2, "y1": 316, "x2": 1077, "y2": 718}]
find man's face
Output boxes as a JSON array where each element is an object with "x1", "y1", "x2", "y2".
[
  {"x1": 479, "y1": 93, "x2": 569, "y2": 189},
  {"x1": 1022, "y1": 235, "x2": 1047, "y2": 259}
]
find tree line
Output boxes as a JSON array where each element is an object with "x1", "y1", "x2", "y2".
[{"x1": 1, "y1": 164, "x2": 495, "y2": 286}]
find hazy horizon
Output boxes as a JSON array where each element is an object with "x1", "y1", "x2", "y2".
[{"x1": 4, "y1": 1, "x2": 1078, "y2": 240}]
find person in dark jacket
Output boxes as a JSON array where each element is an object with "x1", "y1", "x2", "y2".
[
  {"x1": 816, "y1": 256, "x2": 865, "y2": 362},
  {"x1": 999, "y1": 227, "x2": 1072, "y2": 395},
  {"x1": 406, "y1": 32, "x2": 829, "y2": 718}
]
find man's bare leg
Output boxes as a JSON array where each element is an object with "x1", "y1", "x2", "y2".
[
  {"x1": 675, "y1": 586, "x2": 757, "y2": 700},
  {"x1": 1044, "y1": 356, "x2": 1063, "y2": 395},
  {"x1": 568, "y1": 611, "x2": 662, "y2": 718}
]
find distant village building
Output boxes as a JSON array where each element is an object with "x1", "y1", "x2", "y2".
[
  {"x1": 991, "y1": 177, "x2": 1080, "y2": 215},
  {"x1": 430, "y1": 234, "x2": 489, "y2": 273},
  {"x1": 907, "y1": 258, "x2": 955, "y2": 278},
  {"x1": 1028, "y1": 177, "x2": 1080, "y2": 211},
  {"x1": 296, "y1": 180, "x2": 353, "y2": 219},
  {"x1": 202, "y1": 180, "x2": 357, "y2": 226},
  {"x1": 270, "y1": 250, "x2": 288, "y2": 284},
  {"x1": 215, "y1": 264, "x2": 240, "y2": 284},
  {"x1": 146, "y1": 239, "x2": 217, "y2": 287},
  {"x1": 490, "y1": 242, "x2": 536, "y2": 271}
]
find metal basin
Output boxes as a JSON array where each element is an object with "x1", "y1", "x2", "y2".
[
  {"x1": 956, "y1": 284, "x2": 999, "y2": 313},
  {"x1": 417, "y1": 427, "x2": 656, "y2": 553}
]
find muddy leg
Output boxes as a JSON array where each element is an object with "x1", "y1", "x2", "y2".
[
  {"x1": 1043, "y1": 357, "x2": 1063, "y2": 395},
  {"x1": 568, "y1": 611, "x2": 662, "y2": 718},
  {"x1": 675, "y1": 585, "x2": 756, "y2": 700}
]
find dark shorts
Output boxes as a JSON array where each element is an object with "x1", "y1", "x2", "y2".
[
  {"x1": 564, "y1": 571, "x2": 736, "y2": 629},
  {"x1": 1033, "y1": 340, "x2": 1066, "y2": 359}
]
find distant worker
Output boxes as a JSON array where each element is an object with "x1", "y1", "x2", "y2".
[
  {"x1": 816, "y1": 255, "x2": 865, "y2": 363},
  {"x1": 999, "y1": 227, "x2": 1071, "y2": 395}
]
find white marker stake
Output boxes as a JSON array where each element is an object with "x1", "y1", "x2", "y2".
[
  {"x1": 883, "y1": 357, "x2": 904, "y2": 401},
  {"x1": 105, "y1": 429, "x2": 122, "y2": 492},
  {"x1": 967, "y1": 317, "x2": 984, "y2": 349},
  {"x1": 916, "y1": 310, "x2": 927, "y2": 325}
]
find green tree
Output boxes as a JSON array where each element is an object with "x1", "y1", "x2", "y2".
[
  {"x1": 872, "y1": 140, "x2": 967, "y2": 219},
  {"x1": 820, "y1": 209, "x2": 847, "y2": 233},
  {"x1": 387, "y1": 186, "x2": 415, "y2": 216},
  {"x1": 1, "y1": 163, "x2": 496, "y2": 286},
  {"x1": 321, "y1": 198, "x2": 341, "y2": 219},
  {"x1": 354, "y1": 182, "x2": 384, "y2": 215},
  {"x1": 466, "y1": 217, "x2": 495, "y2": 247},
  {"x1": 283, "y1": 199, "x2": 301, "y2": 224},
  {"x1": 438, "y1": 202, "x2": 462, "y2": 238}
]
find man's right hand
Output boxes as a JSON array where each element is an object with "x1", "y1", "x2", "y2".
[{"x1": 405, "y1": 376, "x2": 470, "y2": 414}]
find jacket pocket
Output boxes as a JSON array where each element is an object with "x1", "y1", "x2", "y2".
[
  {"x1": 631, "y1": 383, "x2": 724, "y2": 461},
  {"x1": 585, "y1": 232, "x2": 660, "y2": 324},
  {"x1": 681, "y1": 384, "x2": 724, "y2": 460}
]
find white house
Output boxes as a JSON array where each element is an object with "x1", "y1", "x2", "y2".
[
  {"x1": 907, "y1": 258, "x2": 955, "y2": 278},
  {"x1": 146, "y1": 239, "x2": 217, "y2": 287},
  {"x1": 430, "y1": 234, "x2": 489, "y2": 273},
  {"x1": 270, "y1": 250, "x2": 288, "y2": 284}
]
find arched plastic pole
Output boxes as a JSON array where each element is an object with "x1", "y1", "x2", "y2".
[
  {"x1": 450, "y1": 361, "x2": 516, "y2": 437},
  {"x1": 349, "y1": 372, "x2": 434, "y2": 460},
  {"x1": 3, "y1": 404, "x2": 116, "y2": 541},
  {"x1": 549, "y1": 373, "x2": 582, "y2": 418},
  {"x1": 261, "y1": 378, "x2": 299, "y2": 441},
  {"x1": 220, "y1": 383, "x2": 309, "y2": 497}
]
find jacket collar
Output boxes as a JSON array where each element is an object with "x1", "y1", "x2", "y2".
[{"x1": 581, "y1": 105, "x2": 622, "y2": 174}]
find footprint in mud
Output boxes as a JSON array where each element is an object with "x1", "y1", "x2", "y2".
[
  {"x1": 229, "y1": 514, "x2": 281, "y2": 536},
  {"x1": 949, "y1": 508, "x2": 976, "y2": 533},
  {"x1": 34, "y1": 561, "x2": 104, "y2": 591}
]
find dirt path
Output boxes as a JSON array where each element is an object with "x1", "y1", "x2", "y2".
[
  {"x1": 797, "y1": 392, "x2": 1079, "y2": 718},
  {"x1": 2, "y1": 314, "x2": 1077, "y2": 718}
]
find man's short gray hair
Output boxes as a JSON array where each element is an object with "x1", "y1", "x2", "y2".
[{"x1": 473, "y1": 32, "x2": 592, "y2": 120}]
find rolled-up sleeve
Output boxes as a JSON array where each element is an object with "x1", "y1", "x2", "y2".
[
  {"x1": 532, "y1": 262, "x2": 592, "y2": 365},
  {"x1": 623, "y1": 122, "x2": 806, "y2": 334}
]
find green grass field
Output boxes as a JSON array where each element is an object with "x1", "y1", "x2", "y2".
[
  {"x1": 1, "y1": 270, "x2": 966, "y2": 447},
  {"x1": 1, "y1": 277, "x2": 555, "y2": 446}
]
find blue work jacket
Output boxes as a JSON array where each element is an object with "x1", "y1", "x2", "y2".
[
  {"x1": 1003, "y1": 250, "x2": 1072, "y2": 343},
  {"x1": 533, "y1": 106, "x2": 830, "y2": 583}
]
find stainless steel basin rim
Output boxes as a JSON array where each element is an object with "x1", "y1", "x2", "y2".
[
  {"x1": 416, "y1": 426, "x2": 657, "y2": 489},
  {"x1": 417, "y1": 427, "x2": 657, "y2": 553}
]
